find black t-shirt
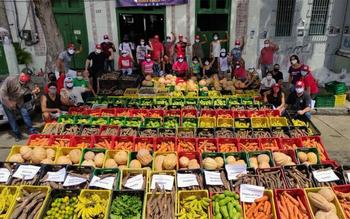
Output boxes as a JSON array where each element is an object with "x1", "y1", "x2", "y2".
[
  {"x1": 272, "y1": 71, "x2": 283, "y2": 82},
  {"x1": 286, "y1": 92, "x2": 311, "y2": 111},
  {"x1": 267, "y1": 92, "x2": 283, "y2": 107},
  {"x1": 87, "y1": 52, "x2": 107, "y2": 73},
  {"x1": 288, "y1": 65, "x2": 302, "y2": 85}
]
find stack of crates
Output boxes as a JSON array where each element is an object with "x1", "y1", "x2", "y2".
[
  {"x1": 325, "y1": 81, "x2": 348, "y2": 107},
  {"x1": 315, "y1": 94, "x2": 335, "y2": 108}
]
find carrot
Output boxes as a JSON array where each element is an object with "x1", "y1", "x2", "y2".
[
  {"x1": 255, "y1": 195, "x2": 268, "y2": 203},
  {"x1": 283, "y1": 192, "x2": 299, "y2": 206},
  {"x1": 296, "y1": 196, "x2": 307, "y2": 214}
]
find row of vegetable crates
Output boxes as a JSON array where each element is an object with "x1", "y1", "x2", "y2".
[
  {"x1": 68, "y1": 107, "x2": 281, "y2": 118},
  {"x1": 315, "y1": 94, "x2": 348, "y2": 107},
  {"x1": 2, "y1": 169, "x2": 350, "y2": 218}
]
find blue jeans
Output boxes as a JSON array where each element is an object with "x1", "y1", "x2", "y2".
[
  {"x1": 105, "y1": 60, "x2": 114, "y2": 72},
  {"x1": 2, "y1": 103, "x2": 35, "y2": 136},
  {"x1": 304, "y1": 112, "x2": 311, "y2": 120}
]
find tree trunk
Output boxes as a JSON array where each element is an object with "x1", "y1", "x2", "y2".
[
  {"x1": 33, "y1": 0, "x2": 63, "y2": 72},
  {"x1": 0, "y1": 0, "x2": 11, "y2": 37}
]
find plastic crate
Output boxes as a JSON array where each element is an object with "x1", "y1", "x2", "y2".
[
  {"x1": 247, "y1": 150, "x2": 275, "y2": 167},
  {"x1": 251, "y1": 117, "x2": 270, "y2": 128},
  {"x1": 257, "y1": 167, "x2": 288, "y2": 189},
  {"x1": 50, "y1": 135, "x2": 73, "y2": 147},
  {"x1": 177, "y1": 138, "x2": 197, "y2": 152},
  {"x1": 242, "y1": 190, "x2": 277, "y2": 219},
  {"x1": 54, "y1": 147, "x2": 82, "y2": 165},
  {"x1": 109, "y1": 117, "x2": 126, "y2": 126},
  {"x1": 70, "y1": 136, "x2": 93, "y2": 148},
  {"x1": 295, "y1": 147, "x2": 321, "y2": 164},
  {"x1": 325, "y1": 81, "x2": 348, "y2": 95},
  {"x1": 260, "y1": 138, "x2": 281, "y2": 151},
  {"x1": 178, "y1": 190, "x2": 209, "y2": 216},
  {"x1": 269, "y1": 117, "x2": 288, "y2": 127},
  {"x1": 120, "y1": 168, "x2": 149, "y2": 191},
  {"x1": 143, "y1": 117, "x2": 162, "y2": 128},
  {"x1": 155, "y1": 137, "x2": 176, "y2": 152},
  {"x1": 280, "y1": 137, "x2": 303, "y2": 150},
  {"x1": 149, "y1": 170, "x2": 176, "y2": 192},
  {"x1": 113, "y1": 136, "x2": 134, "y2": 151},
  {"x1": 80, "y1": 148, "x2": 106, "y2": 166},
  {"x1": 301, "y1": 136, "x2": 329, "y2": 162},
  {"x1": 335, "y1": 94, "x2": 347, "y2": 107},
  {"x1": 315, "y1": 94, "x2": 335, "y2": 107},
  {"x1": 198, "y1": 138, "x2": 218, "y2": 153},
  {"x1": 108, "y1": 190, "x2": 145, "y2": 218},
  {"x1": 99, "y1": 125, "x2": 120, "y2": 136},
  {"x1": 309, "y1": 164, "x2": 344, "y2": 186},
  {"x1": 152, "y1": 152, "x2": 178, "y2": 171},
  {"x1": 94, "y1": 136, "x2": 114, "y2": 149},
  {"x1": 134, "y1": 137, "x2": 155, "y2": 151},
  {"x1": 177, "y1": 151, "x2": 201, "y2": 170},
  {"x1": 224, "y1": 151, "x2": 249, "y2": 166},
  {"x1": 217, "y1": 138, "x2": 239, "y2": 152},
  {"x1": 27, "y1": 134, "x2": 52, "y2": 146},
  {"x1": 90, "y1": 168, "x2": 120, "y2": 190},
  {"x1": 239, "y1": 138, "x2": 261, "y2": 152}
]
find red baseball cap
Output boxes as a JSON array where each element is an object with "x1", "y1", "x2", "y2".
[
  {"x1": 195, "y1": 35, "x2": 200, "y2": 40},
  {"x1": 178, "y1": 54, "x2": 184, "y2": 59},
  {"x1": 19, "y1": 72, "x2": 31, "y2": 83},
  {"x1": 235, "y1": 39, "x2": 241, "y2": 45},
  {"x1": 67, "y1": 43, "x2": 75, "y2": 49},
  {"x1": 295, "y1": 80, "x2": 305, "y2": 88},
  {"x1": 95, "y1": 44, "x2": 101, "y2": 49},
  {"x1": 103, "y1": 34, "x2": 109, "y2": 40}
]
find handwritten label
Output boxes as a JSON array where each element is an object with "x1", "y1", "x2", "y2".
[
  {"x1": 204, "y1": 171, "x2": 223, "y2": 185},
  {"x1": 0, "y1": 168, "x2": 11, "y2": 183},
  {"x1": 151, "y1": 175, "x2": 174, "y2": 191},
  {"x1": 63, "y1": 174, "x2": 87, "y2": 187},
  {"x1": 225, "y1": 164, "x2": 247, "y2": 180},
  {"x1": 177, "y1": 173, "x2": 198, "y2": 188},
  {"x1": 124, "y1": 174, "x2": 144, "y2": 190},
  {"x1": 90, "y1": 176, "x2": 115, "y2": 190},
  {"x1": 313, "y1": 169, "x2": 339, "y2": 182},
  {"x1": 46, "y1": 168, "x2": 66, "y2": 182},
  {"x1": 13, "y1": 165, "x2": 40, "y2": 180},
  {"x1": 240, "y1": 184, "x2": 265, "y2": 203}
]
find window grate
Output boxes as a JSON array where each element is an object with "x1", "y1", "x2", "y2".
[
  {"x1": 309, "y1": 0, "x2": 329, "y2": 35},
  {"x1": 275, "y1": 0, "x2": 296, "y2": 37}
]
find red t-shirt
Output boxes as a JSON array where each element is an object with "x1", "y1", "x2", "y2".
[
  {"x1": 142, "y1": 60, "x2": 154, "y2": 75},
  {"x1": 57, "y1": 73, "x2": 65, "y2": 94},
  {"x1": 175, "y1": 42, "x2": 186, "y2": 56},
  {"x1": 172, "y1": 61, "x2": 188, "y2": 76},
  {"x1": 303, "y1": 74, "x2": 319, "y2": 95},
  {"x1": 234, "y1": 67, "x2": 247, "y2": 79},
  {"x1": 151, "y1": 40, "x2": 164, "y2": 60},
  {"x1": 118, "y1": 56, "x2": 133, "y2": 68},
  {"x1": 260, "y1": 47, "x2": 275, "y2": 64}
]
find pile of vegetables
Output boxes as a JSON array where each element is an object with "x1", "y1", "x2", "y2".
[
  {"x1": 11, "y1": 188, "x2": 47, "y2": 219},
  {"x1": 212, "y1": 191, "x2": 242, "y2": 219},
  {"x1": 110, "y1": 194, "x2": 143, "y2": 219}
]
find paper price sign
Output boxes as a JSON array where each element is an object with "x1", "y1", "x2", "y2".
[
  {"x1": 63, "y1": 174, "x2": 87, "y2": 187},
  {"x1": 46, "y1": 168, "x2": 66, "y2": 182},
  {"x1": 0, "y1": 168, "x2": 11, "y2": 183},
  {"x1": 90, "y1": 176, "x2": 115, "y2": 190},
  {"x1": 313, "y1": 169, "x2": 339, "y2": 182},
  {"x1": 240, "y1": 184, "x2": 265, "y2": 203},
  {"x1": 204, "y1": 171, "x2": 223, "y2": 185},
  {"x1": 13, "y1": 165, "x2": 40, "y2": 180},
  {"x1": 124, "y1": 174, "x2": 144, "y2": 190},
  {"x1": 225, "y1": 164, "x2": 247, "y2": 180},
  {"x1": 151, "y1": 175, "x2": 174, "y2": 191},
  {"x1": 347, "y1": 172, "x2": 350, "y2": 182},
  {"x1": 177, "y1": 173, "x2": 198, "y2": 188}
]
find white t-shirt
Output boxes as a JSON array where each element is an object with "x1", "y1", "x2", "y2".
[
  {"x1": 260, "y1": 78, "x2": 276, "y2": 89},
  {"x1": 219, "y1": 57, "x2": 229, "y2": 72},
  {"x1": 211, "y1": 41, "x2": 221, "y2": 58},
  {"x1": 119, "y1": 42, "x2": 134, "y2": 54},
  {"x1": 61, "y1": 87, "x2": 86, "y2": 105}
]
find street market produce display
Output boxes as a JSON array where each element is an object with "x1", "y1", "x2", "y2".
[{"x1": 2, "y1": 88, "x2": 350, "y2": 219}]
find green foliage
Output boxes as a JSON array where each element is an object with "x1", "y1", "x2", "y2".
[{"x1": 13, "y1": 43, "x2": 32, "y2": 65}]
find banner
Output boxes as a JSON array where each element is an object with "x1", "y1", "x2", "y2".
[{"x1": 116, "y1": 0, "x2": 188, "y2": 8}]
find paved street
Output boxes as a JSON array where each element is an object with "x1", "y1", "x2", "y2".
[{"x1": 0, "y1": 115, "x2": 349, "y2": 164}]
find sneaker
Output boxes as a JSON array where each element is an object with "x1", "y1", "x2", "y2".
[
  {"x1": 15, "y1": 135, "x2": 22, "y2": 142},
  {"x1": 29, "y1": 129, "x2": 39, "y2": 135}
]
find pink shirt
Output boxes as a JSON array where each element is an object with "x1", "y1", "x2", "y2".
[{"x1": 142, "y1": 60, "x2": 154, "y2": 75}]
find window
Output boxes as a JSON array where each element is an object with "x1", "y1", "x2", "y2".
[
  {"x1": 216, "y1": 0, "x2": 227, "y2": 9},
  {"x1": 309, "y1": 0, "x2": 329, "y2": 35},
  {"x1": 197, "y1": 14, "x2": 228, "y2": 31},
  {"x1": 275, "y1": 0, "x2": 295, "y2": 37},
  {"x1": 200, "y1": 0, "x2": 210, "y2": 9}
]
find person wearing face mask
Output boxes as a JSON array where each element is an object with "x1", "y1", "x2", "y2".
[
  {"x1": 175, "y1": 34, "x2": 191, "y2": 59},
  {"x1": 84, "y1": 44, "x2": 108, "y2": 92},
  {"x1": 44, "y1": 72, "x2": 57, "y2": 94},
  {"x1": 118, "y1": 50, "x2": 133, "y2": 76},
  {"x1": 300, "y1": 65, "x2": 319, "y2": 99},
  {"x1": 100, "y1": 34, "x2": 116, "y2": 72},
  {"x1": 192, "y1": 34, "x2": 207, "y2": 62},
  {"x1": 244, "y1": 67, "x2": 260, "y2": 89},
  {"x1": 118, "y1": 34, "x2": 134, "y2": 60},
  {"x1": 272, "y1": 64, "x2": 284, "y2": 85},
  {"x1": 287, "y1": 55, "x2": 303, "y2": 92},
  {"x1": 60, "y1": 77, "x2": 90, "y2": 107},
  {"x1": 172, "y1": 54, "x2": 189, "y2": 78},
  {"x1": 56, "y1": 42, "x2": 83, "y2": 75},
  {"x1": 284, "y1": 80, "x2": 312, "y2": 119},
  {"x1": 0, "y1": 70, "x2": 40, "y2": 141},
  {"x1": 190, "y1": 56, "x2": 202, "y2": 80},
  {"x1": 202, "y1": 58, "x2": 215, "y2": 78},
  {"x1": 142, "y1": 54, "x2": 155, "y2": 76},
  {"x1": 210, "y1": 32, "x2": 228, "y2": 72},
  {"x1": 264, "y1": 83, "x2": 285, "y2": 113},
  {"x1": 260, "y1": 71, "x2": 276, "y2": 96},
  {"x1": 41, "y1": 83, "x2": 63, "y2": 122},
  {"x1": 136, "y1": 39, "x2": 153, "y2": 65},
  {"x1": 163, "y1": 32, "x2": 176, "y2": 64},
  {"x1": 258, "y1": 39, "x2": 279, "y2": 78},
  {"x1": 218, "y1": 48, "x2": 231, "y2": 80},
  {"x1": 233, "y1": 61, "x2": 247, "y2": 82},
  {"x1": 230, "y1": 37, "x2": 245, "y2": 67},
  {"x1": 150, "y1": 35, "x2": 164, "y2": 63}
]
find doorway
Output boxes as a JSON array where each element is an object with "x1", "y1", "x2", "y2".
[{"x1": 116, "y1": 7, "x2": 166, "y2": 49}]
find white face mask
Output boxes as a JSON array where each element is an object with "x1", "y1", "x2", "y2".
[
  {"x1": 205, "y1": 61, "x2": 209, "y2": 65},
  {"x1": 291, "y1": 59, "x2": 298, "y2": 65},
  {"x1": 66, "y1": 82, "x2": 73, "y2": 89},
  {"x1": 140, "y1": 41, "x2": 145, "y2": 45},
  {"x1": 77, "y1": 76, "x2": 83, "y2": 80},
  {"x1": 193, "y1": 60, "x2": 198, "y2": 64},
  {"x1": 220, "y1": 53, "x2": 226, "y2": 57},
  {"x1": 146, "y1": 58, "x2": 151, "y2": 62},
  {"x1": 264, "y1": 43, "x2": 269, "y2": 48},
  {"x1": 167, "y1": 38, "x2": 171, "y2": 42},
  {"x1": 248, "y1": 68, "x2": 254, "y2": 73},
  {"x1": 235, "y1": 45, "x2": 240, "y2": 48},
  {"x1": 122, "y1": 54, "x2": 127, "y2": 57},
  {"x1": 195, "y1": 39, "x2": 200, "y2": 43},
  {"x1": 213, "y1": 36, "x2": 218, "y2": 40},
  {"x1": 68, "y1": 49, "x2": 75, "y2": 55},
  {"x1": 301, "y1": 71, "x2": 308, "y2": 76},
  {"x1": 104, "y1": 39, "x2": 109, "y2": 43},
  {"x1": 96, "y1": 49, "x2": 101, "y2": 54},
  {"x1": 266, "y1": 75, "x2": 272, "y2": 80},
  {"x1": 236, "y1": 65, "x2": 240, "y2": 69},
  {"x1": 178, "y1": 58, "x2": 184, "y2": 63},
  {"x1": 296, "y1": 88, "x2": 304, "y2": 94}
]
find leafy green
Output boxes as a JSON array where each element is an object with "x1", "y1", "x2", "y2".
[{"x1": 110, "y1": 194, "x2": 142, "y2": 219}]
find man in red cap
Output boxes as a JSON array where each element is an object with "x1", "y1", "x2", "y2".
[
  {"x1": 284, "y1": 80, "x2": 312, "y2": 119},
  {"x1": 192, "y1": 34, "x2": 207, "y2": 62},
  {"x1": 172, "y1": 54, "x2": 188, "y2": 78},
  {"x1": 150, "y1": 35, "x2": 164, "y2": 62},
  {"x1": 56, "y1": 41, "x2": 83, "y2": 75},
  {"x1": 230, "y1": 37, "x2": 245, "y2": 67},
  {"x1": 163, "y1": 32, "x2": 176, "y2": 63},
  {"x1": 100, "y1": 34, "x2": 116, "y2": 72},
  {"x1": 175, "y1": 34, "x2": 191, "y2": 59},
  {"x1": 301, "y1": 65, "x2": 319, "y2": 98},
  {"x1": 0, "y1": 70, "x2": 40, "y2": 141},
  {"x1": 84, "y1": 44, "x2": 108, "y2": 92},
  {"x1": 258, "y1": 39, "x2": 279, "y2": 78}
]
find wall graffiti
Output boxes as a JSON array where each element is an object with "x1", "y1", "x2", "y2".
[{"x1": 274, "y1": 42, "x2": 313, "y2": 70}]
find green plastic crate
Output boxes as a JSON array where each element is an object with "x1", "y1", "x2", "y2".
[
  {"x1": 315, "y1": 95, "x2": 335, "y2": 107},
  {"x1": 325, "y1": 81, "x2": 348, "y2": 95}
]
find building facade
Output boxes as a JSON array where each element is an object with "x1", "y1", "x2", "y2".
[{"x1": 2, "y1": 0, "x2": 350, "y2": 76}]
